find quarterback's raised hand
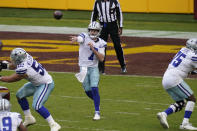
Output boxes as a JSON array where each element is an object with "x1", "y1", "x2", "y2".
[
  {"x1": 70, "y1": 36, "x2": 77, "y2": 43},
  {"x1": 88, "y1": 42, "x2": 94, "y2": 50}
]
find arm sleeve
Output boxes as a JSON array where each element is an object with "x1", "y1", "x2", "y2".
[
  {"x1": 191, "y1": 56, "x2": 197, "y2": 68},
  {"x1": 99, "y1": 48, "x2": 105, "y2": 55},
  {"x1": 98, "y1": 41, "x2": 107, "y2": 55},
  {"x1": 77, "y1": 33, "x2": 85, "y2": 43},
  {"x1": 115, "y1": 0, "x2": 123, "y2": 27},
  {"x1": 15, "y1": 65, "x2": 27, "y2": 75},
  {"x1": 91, "y1": 1, "x2": 99, "y2": 22}
]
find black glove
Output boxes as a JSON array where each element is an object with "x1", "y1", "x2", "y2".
[
  {"x1": 0, "y1": 61, "x2": 8, "y2": 71},
  {"x1": 190, "y1": 70, "x2": 197, "y2": 75}
]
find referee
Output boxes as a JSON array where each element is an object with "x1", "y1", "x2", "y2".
[{"x1": 91, "y1": 0, "x2": 127, "y2": 74}]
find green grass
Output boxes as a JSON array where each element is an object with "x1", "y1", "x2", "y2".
[
  {"x1": 1, "y1": 71, "x2": 197, "y2": 131},
  {"x1": 0, "y1": 7, "x2": 197, "y2": 32}
]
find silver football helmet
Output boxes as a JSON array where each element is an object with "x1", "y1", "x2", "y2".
[
  {"x1": 0, "y1": 99, "x2": 11, "y2": 112},
  {"x1": 10, "y1": 48, "x2": 27, "y2": 65},
  {"x1": 186, "y1": 38, "x2": 197, "y2": 53},
  {"x1": 88, "y1": 21, "x2": 101, "y2": 39}
]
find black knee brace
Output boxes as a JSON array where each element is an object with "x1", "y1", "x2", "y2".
[{"x1": 172, "y1": 100, "x2": 186, "y2": 112}]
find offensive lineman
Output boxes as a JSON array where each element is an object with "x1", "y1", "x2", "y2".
[
  {"x1": 0, "y1": 99, "x2": 27, "y2": 131},
  {"x1": 70, "y1": 21, "x2": 107, "y2": 120},
  {"x1": 157, "y1": 38, "x2": 197, "y2": 130},
  {"x1": 0, "y1": 48, "x2": 61, "y2": 131}
]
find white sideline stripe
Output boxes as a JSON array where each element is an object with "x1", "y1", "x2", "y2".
[
  {"x1": 1, "y1": 24, "x2": 197, "y2": 39},
  {"x1": 115, "y1": 112, "x2": 140, "y2": 115},
  {"x1": 36, "y1": 124, "x2": 119, "y2": 131},
  {"x1": 56, "y1": 119, "x2": 79, "y2": 123}
]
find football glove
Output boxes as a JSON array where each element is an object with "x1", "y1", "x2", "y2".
[
  {"x1": 0, "y1": 61, "x2": 8, "y2": 71},
  {"x1": 190, "y1": 70, "x2": 197, "y2": 75}
]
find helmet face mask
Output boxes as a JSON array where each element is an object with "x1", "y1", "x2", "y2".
[
  {"x1": 10, "y1": 48, "x2": 27, "y2": 65},
  {"x1": 186, "y1": 38, "x2": 197, "y2": 53},
  {"x1": 88, "y1": 21, "x2": 101, "y2": 39},
  {"x1": 0, "y1": 99, "x2": 11, "y2": 112}
]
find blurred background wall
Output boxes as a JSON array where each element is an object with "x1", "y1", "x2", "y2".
[{"x1": 0, "y1": 0, "x2": 194, "y2": 13}]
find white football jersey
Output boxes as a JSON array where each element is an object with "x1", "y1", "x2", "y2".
[
  {"x1": 78, "y1": 33, "x2": 107, "y2": 67},
  {"x1": 162, "y1": 47, "x2": 197, "y2": 89},
  {"x1": 0, "y1": 112, "x2": 22, "y2": 131},
  {"x1": 15, "y1": 54, "x2": 52, "y2": 86}
]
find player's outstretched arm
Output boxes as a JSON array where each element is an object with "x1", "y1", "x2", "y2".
[
  {"x1": 18, "y1": 122, "x2": 27, "y2": 131},
  {"x1": 69, "y1": 36, "x2": 78, "y2": 43},
  {"x1": 0, "y1": 73, "x2": 27, "y2": 82}
]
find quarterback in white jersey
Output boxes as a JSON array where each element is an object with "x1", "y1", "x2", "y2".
[
  {"x1": 0, "y1": 99, "x2": 27, "y2": 131},
  {"x1": 71, "y1": 21, "x2": 106, "y2": 120},
  {"x1": 0, "y1": 48, "x2": 61, "y2": 131},
  {"x1": 157, "y1": 38, "x2": 197, "y2": 130},
  {"x1": 78, "y1": 33, "x2": 106, "y2": 67}
]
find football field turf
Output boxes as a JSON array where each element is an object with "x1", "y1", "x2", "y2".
[
  {"x1": 1, "y1": 7, "x2": 197, "y2": 131},
  {"x1": 1, "y1": 71, "x2": 197, "y2": 131}
]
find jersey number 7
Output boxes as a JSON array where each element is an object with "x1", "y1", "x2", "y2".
[{"x1": 88, "y1": 47, "x2": 98, "y2": 61}]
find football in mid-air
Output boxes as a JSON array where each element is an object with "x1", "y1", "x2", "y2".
[{"x1": 54, "y1": 10, "x2": 63, "y2": 20}]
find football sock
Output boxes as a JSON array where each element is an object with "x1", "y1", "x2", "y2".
[
  {"x1": 91, "y1": 87, "x2": 100, "y2": 112},
  {"x1": 95, "y1": 111, "x2": 100, "y2": 114},
  {"x1": 36, "y1": 106, "x2": 50, "y2": 119},
  {"x1": 18, "y1": 98, "x2": 29, "y2": 111},
  {"x1": 85, "y1": 91, "x2": 93, "y2": 100},
  {"x1": 46, "y1": 115, "x2": 55, "y2": 124},
  {"x1": 23, "y1": 109, "x2": 32, "y2": 116},
  {"x1": 183, "y1": 101, "x2": 195, "y2": 124},
  {"x1": 164, "y1": 107, "x2": 174, "y2": 115}
]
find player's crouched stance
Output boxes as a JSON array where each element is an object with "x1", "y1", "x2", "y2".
[
  {"x1": 0, "y1": 48, "x2": 61, "y2": 131},
  {"x1": 0, "y1": 99, "x2": 27, "y2": 131},
  {"x1": 70, "y1": 21, "x2": 107, "y2": 120},
  {"x1": 157, "y1": 38, "x2": 197, "y2": 130}
]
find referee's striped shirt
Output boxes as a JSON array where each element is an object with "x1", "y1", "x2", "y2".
[{"x1": 91, "y1": 0, "x2": 123, "y2": 28}]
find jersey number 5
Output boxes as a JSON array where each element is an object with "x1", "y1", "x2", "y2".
[
  {"x1": 31, "y1": 60, "x2": 45, "y2": 76},
  {"x1": 171, "y1": 51, "x2": 186, "y2": 67}
]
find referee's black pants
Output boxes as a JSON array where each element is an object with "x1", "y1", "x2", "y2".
[{"x1": 99, "y1": 21, "x2": 126, "y2": 73}]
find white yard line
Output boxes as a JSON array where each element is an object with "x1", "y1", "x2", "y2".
[
  {"x1": 115, "y1": 112, "x2": 140, "y2": 115},
  {"x1": 59, "y1": 95, "x2": 169, "y2": 106},
  {"x1": 56, "y1": 119, "x2": 79, "y2": 123},
  {"x1": 1, "y1": 24, "x2": 197, "y2": 39},
  {"x1": 36, "y1": 124, "x2": 120, "y2": 131}
]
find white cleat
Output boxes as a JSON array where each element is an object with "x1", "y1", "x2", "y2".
[
  {"x1": 180, "y1": 123, "x2": 197, "y2": 130},
  {"x1": 23, "y1": 115, "x2": 36, "y2": 127},
  {"x1": 93, "y1": 113, "x2": 100, "y2": 121},
  {"x1": 50, "y1": 122, "x2": 61, "y2": 131},
  {"x1": 157, "y1": 112, "x2": 169, "y2": 129}
]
